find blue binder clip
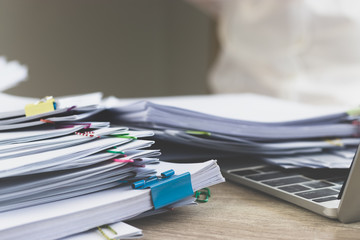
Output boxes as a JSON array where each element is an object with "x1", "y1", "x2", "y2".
[{"x1": 132, "y1": 169, "x2": 194, "y2": 209}]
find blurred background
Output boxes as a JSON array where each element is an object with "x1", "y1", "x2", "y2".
[{"x1": 0, "y1": 0, "x2": 217, "y2": 98}]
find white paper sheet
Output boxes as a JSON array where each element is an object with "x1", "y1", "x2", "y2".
[{"x1": 104, "y1": 93, "x2": 349, "y2": 122}]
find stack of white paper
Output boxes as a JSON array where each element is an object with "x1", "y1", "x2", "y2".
[
  {"x1": 107, "y1": 98, "x2": 358, "y2": 140},
  {"x1": 0, "y1": 93, "x2": 225, "y2": 239},
  {"x1": 0, "y1": 94, "x2": 162, "y2": 212},
  {"x1": 0, "y1": 160, "x2": 224, "y2": 240},
  {"x1": 0, "y1": 59, "x2": 226, "y2": 238},
  {"x1": 105, "y1": 94, "x2": 360, "y2": 168},
  {"x1": 0, "y1": 127, "x2": 159, "y2": 212}
]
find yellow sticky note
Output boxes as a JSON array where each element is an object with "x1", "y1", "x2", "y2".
[{"x1": 25, "y1": 96, "x2": 56, "y2": 117}]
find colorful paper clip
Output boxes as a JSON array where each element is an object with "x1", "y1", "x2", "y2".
[
  {"x1": 40, "y1": 119, "x2": 55, "y2": 124},
  {"x1": 195, "y1": 188, "x2": 211, "y2": 203},
  {"x1": 107, "y1": 149, "x2": 125, "y2": 154},
  {"x1": 347, "y1": 107, "x2": 360, "y2": 117},
  {"x1": 185, "y1": 130, "x2": 211, "y2": 136},
  {"x1": 113, "y1": 158, "x2": 134, "y2": 163},
  {"x1": 74, "y1": 131, "x2": 100, "y2": 138},
  {"x1": 324, "y1": 138, "x2": 343, "y2": 147},
  {"x1": 97, "y1": 225, "x2": 117, "y2": 240},
  {"x1": 25, "y1": 96, "x2": 57, "y2": 117},
  {"x1": 113, "y1": 133, "x2": 137, "y2": 140},
  {"x1": 132, "y1": 169, "x2": 194, "y2": 209}
]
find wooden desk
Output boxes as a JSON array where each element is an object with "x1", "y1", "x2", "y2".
[{"x1": 129, "y1": 181, "x2": 360, "y2": 240}]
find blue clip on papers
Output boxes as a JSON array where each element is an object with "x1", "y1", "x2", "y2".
[{"x1": 132, "y1": 169, "x2": 194, "y2": 209}]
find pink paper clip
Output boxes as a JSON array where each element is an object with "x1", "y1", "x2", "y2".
[
  {"x1": 113, "y1": 159, "x2": 134, "y2": 163},
  {"x1": 67, "y1": 106, "x2": 76, "y2": 111},
  {"x1": 352, "y1": 120, "x2": 360, "y2": 125},
  {"x1": 351, "y1": 121, "x2": 360, "y2": 137},
  {"x1": 82, "y1": 123, "x2": 92, "y2": 129}
]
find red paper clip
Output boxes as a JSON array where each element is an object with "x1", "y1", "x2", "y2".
[
  {"x1": 75, "y1": 131, "x2": 100, "y2": 138},
  {"x1": 40, "y1": 119, "x2": 55, "y2": 124}
]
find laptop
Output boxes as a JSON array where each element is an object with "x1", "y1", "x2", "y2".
[{"x1": 219, "y1": 146, "x2": 360, "y2": 223}]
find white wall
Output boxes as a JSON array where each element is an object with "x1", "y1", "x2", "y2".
[{"x1": 0, "y1": 0, "x2": 215, "y2": 98}]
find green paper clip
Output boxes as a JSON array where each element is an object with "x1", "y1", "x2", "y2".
[
  {"x1": 113, "y1": 133, "x2": 137, "y2": 140},
  {"x1": 195, "y1": 188, "x2": 211, "y2": 203},
  {"x1": 185, "y1": 130, "x2": 211, "y2": 136},
  {"x1": 347, "y1": 107, "x2": 360, "y2": 116},
  {"x1": 106, "y1": 149, "x2": 125, "y2": 154}
]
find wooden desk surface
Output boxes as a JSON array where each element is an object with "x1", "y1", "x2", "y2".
[{"x1": 129, "y1": 181, "x2": 360, "y2": 240}]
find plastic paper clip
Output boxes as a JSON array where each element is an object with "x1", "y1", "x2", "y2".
[
  {"x1": 195, "y1": 188, "x2": 211, "y2": 203},
  {"x1": 113, "y1": 159, "x2": 134, "y2": 163},
  {"x1": 185, "y1": 130, "x2": 211, "y2": 136},
  {"x1": 107, "y1": 149, "x2": 125, "y2": 154},
  {"x1": 113, "y1": 133, "x2": 137, "y2": 140},
  {"x1": 74, "y1": 131, "x2": 100, "y2": 138},
  {"x1": 25, "y1": 96, "x2": 57, "y2": 117},
  {"x1": 324, "y1": 138, "x2": 343, "y2": 147},
  {"x1": 97, "y1": 225, "x2": 117, "y2": 240},
  {"x1": 132, "y1": 169, "x2": 193, "y2": 209},
  {"x1": 66, "y1": 106, "x2": 76, "y2": 112},
  {"x1": 352, "y1": 120, "x2": 360, "y2": 125},
  {"x1": 347, "y1": 107, "x2": 360, "y2": 117},
  {"x1": 40, "y1": 119, "x2": 55, "y2": 124}
]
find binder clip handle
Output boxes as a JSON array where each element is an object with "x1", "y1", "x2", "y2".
[
  {"x1": 132, "y1": 176, "x2": 159, "y2": 189},
  {"x1": 161, "y1": 169, "x2": 174, "y2": 178},
  {"x1": 132, "y1": 180, "x2": 145, "y2": 189}
]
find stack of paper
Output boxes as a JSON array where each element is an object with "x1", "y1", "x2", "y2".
[
  {"x1": 0, "y1": 96, "x2": 161, "y2": 212},
  {"x1": 105, "y1": 94, "x2": 360, "y2": 168},
  {"x1": 107, "y1": 100, "x2": 358, "y2": 140},
  {"x1": 0, "y1": 160, "x2": 224, "y2": 240},
  {"x1": 0, "y1": 93, "x2": 225, "y2": 239}
]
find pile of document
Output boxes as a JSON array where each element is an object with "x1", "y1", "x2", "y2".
[
  {"x1": 0, "y1": 94, "x2": 225, "y2": 240},
  {"x1": 105, "y1": 94, "x2": 360, "y2": 169}
]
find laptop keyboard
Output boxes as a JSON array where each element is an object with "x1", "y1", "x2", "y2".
[{"x1": 229, "y1": 165, "x2": 348, "y2": 203}]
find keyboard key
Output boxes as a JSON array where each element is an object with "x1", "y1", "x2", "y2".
[
  {"x1": 231, "y1": 169, "x2": 259, "y2": 176},
  {"x1": 313, "y1": 196, "x2": 339, "y2": 203},
  {"x1": 326, "y1": 177, "x2": 346, "y2": 185},
  {"x1": 302, "y1": 169, "x2": 348, "y2": 180},
  {"x1": 278, "y1": 184, "x2": 311, "y2": 193},
  {"x1": 246, "y1": 172, "x2": 297, "y2": 181},
  {"x1": 304, "y1": 181, "x2": 334, "y2": 189},
  {"x1": 262, "y1": 176, "x2": 310, "y2": 187},
  {"x1": 295, "y1": 189, "x2": 339, "y2": 199}
]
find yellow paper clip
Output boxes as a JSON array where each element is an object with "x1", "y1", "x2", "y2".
[
  {"x1": 97, "y1": 225, "x2": 117, "y2": 240},
  {"x1": 185, "y1": 130, "x2": 211, "y2": 136},
  {"x1": 25, "y1": 96, "x2": 57, "y2": 117},
  {"x1": 325, "y1": 138, "x2": 343, "y2": 147}
]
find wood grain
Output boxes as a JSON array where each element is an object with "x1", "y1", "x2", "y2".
[{"x1": 129, "y1": 182, "x2": 360, "y2": 240}]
